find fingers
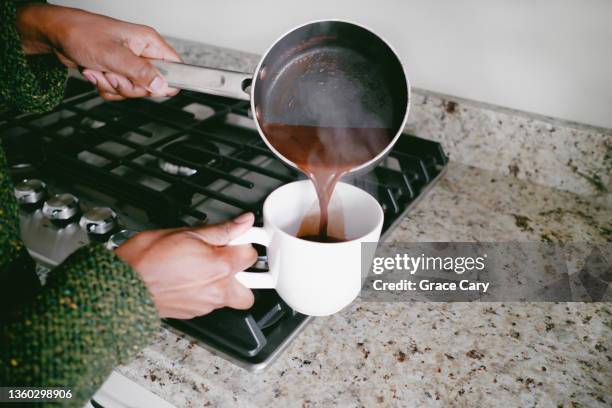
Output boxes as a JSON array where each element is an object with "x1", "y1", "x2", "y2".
[
  {"x1": 80, "y1": 24, "x2": 180, "y2": 99},
  {"x1": 83, "y1": 68, "x2": 152, "y2": 100},
  {"x1": 82, "y1": 69, "x2": 123, "y2": 101},
  {"x1": 225, "y1": 278, "x2": 255, "y2": 310},
  {"x1": 100, "y1": 92, "x2": 125, "y2": 101},
  {"x1": 220, "y1": 245, "x2": 257, "y2": 310},
  {"x1": 166, "y1": 87, "x2": 180, "y2": 97},
  {"x1": 134, "y1": 28, "x2": 182, "y2": 96},
  {"x1": 135, "y1": 26, "x2": 182, "y2": 63},
  {"x1": 214, "y1": 242, "x2": 257, "y2": 310},
  {"x1": 105, "y1": 72, "x2": 149, "y2": 98},
  {"x1": 82, "y1": 69, "x2": 113, "y2": 93},
  {"x1": 192, "y1": 245, "x2": 256, "y2": 313},
  {"x1": 190, "y1": 213, "x2": 255, "y2": 246},
  {"x1": 160, "y1": 277, "x2": 254, "y2": 318},
  {"x1": 99, "y1": 42, "x2": 172, "y2": 96},
  {"x1": 153, "y1": 245, "x2": 256, "y2": 318},
  {"x1": 114, "y1": 216, "x2": 259, "y2": 319},
  {"x1": 219, "y1": 243, "x2": 258, "y2": 274}
]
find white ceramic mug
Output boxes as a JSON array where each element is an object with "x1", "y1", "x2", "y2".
[{"x1": 229, "y1": 180, "x2": 383, "y2": 316}]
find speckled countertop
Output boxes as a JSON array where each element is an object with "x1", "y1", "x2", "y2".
[{"x1": 116, "y1": 39, "x2": 611, "y2": 407}]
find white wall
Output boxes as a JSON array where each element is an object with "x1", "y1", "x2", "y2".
[{"x1": 51, "y1": 0, "x2": 612, "y2": 129}]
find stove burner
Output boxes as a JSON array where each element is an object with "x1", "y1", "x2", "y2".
[
  {"x1": 158, "y1": 158, "x2": 198, "y2": 176},
  {"x1": 106, "y1": 229, "x2": 136, "y2": 250},
  {"x1": 253, "y1": 255, "x2": 269, "y2": 270},
  {"x1": 80, "y1": 207, "x2": 118, "y2": 235},
  {"x1": 158, "y1": 138, "x2": 220, "y2": 177},
  {"x1": 14, "y1": 179, "x2": 47, "y2": 208},
  {"x1": 42, "y1": 193, "x2": 80, "y2": 225}
]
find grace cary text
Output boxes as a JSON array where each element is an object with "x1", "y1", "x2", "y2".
[{"x1": 372, "y1": 279, "x2": 490, "y2": 293}]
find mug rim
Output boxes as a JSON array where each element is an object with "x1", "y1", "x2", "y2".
[{"x1": 262, "y1": 180, "x2": 384, "y2": 245}]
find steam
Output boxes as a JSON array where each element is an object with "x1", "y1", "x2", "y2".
[
  {"x1": 262, "y1": 49, "x2": 394, "y2": 237},
  {"x1": 291, "y1": 50, "x2": 394, "y2": 170}
]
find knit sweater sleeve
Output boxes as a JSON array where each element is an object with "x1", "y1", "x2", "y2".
[
  {"x1": 0, "y1": 244, "x2": 161, "y2": 408},
  {"x1": 0, "y1": 152, "x2": 162, "y2": 408},
  {"x1": 0, "y1": 0, "x2": 68, "y2": 113},
  {"x1": 0, "y1": 3, "x2": 162, "y2": 407},
  {"x1": 0, "y1": 151, "x2": 161, "y2": 408}
]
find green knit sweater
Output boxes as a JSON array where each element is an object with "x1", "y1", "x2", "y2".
[{"x1": 0, "y1": 1, "x2": 161, "y2": 407}]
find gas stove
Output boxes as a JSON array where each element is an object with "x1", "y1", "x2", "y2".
[{"x1": 0, "y1": 77, "x2": 447, "y2": 370}]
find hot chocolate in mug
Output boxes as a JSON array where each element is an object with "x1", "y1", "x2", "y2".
[{"x1": 229, "y1": 180, "x2": 383, "y2": 316}]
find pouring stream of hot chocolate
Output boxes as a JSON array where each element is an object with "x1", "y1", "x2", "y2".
[{"x1": 263, "y1": 124, "x2": 391, "y2": 239}]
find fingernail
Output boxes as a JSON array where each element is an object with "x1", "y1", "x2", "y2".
[
  {"x1": 233, "y1": 212, "x2": 254, "y2": 224},
  {"x1": 83, "y1": 72, "x2": 97, "y2": 85},
  {"x1": 149, "y1": 76, "x2": 164, "y2": 92},
  {"x1": 108, "y1": 74, "x2": 119, "y2": 89}
]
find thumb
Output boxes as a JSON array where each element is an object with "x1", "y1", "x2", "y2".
[
  {"x1": 99, "y1": 42, "x2": 168, "y2": 94},
  {"x1": 191, "y1": 213, "x2": 255, "y2": 246}
]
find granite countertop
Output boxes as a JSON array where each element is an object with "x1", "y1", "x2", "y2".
[{"x1": 116, "y1": 39, "x2": 611, "y2": 407}]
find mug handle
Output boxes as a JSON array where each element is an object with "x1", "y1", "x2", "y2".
[{"x1": 228, "y1": 227, "x2": 276, "y2": 289}]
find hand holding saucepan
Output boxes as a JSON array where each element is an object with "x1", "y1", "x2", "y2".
[{"x1": 16, "y1": 3, "x2": 180, "y2": 100}]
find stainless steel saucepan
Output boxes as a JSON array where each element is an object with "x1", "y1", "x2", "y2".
[{"x1": 152, "y1": 20, "x2": 410, "y2": 174}]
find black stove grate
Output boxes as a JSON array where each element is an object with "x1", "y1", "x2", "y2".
[{"x1": 0, "y1": 78, "x2": 448, "y2": 368}]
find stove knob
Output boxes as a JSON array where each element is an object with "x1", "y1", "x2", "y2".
[
  {"x1": 253, "y1": 255, "x2": 269, "y2": 270},
  {"x1": 14, "y1": 179, "x2": 47, "y2": 208},
  {"x1": 80, "y1": 207, "x2": 118, "y2": 235},
  {"x1": 42, "y1": 193, "x2": 80, "y2": 223},
  {"x1": 105, "y1": 229, "x2": 136, "y2": 250}
]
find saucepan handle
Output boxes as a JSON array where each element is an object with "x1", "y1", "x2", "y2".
[
  {"x1": 151, "y1": 60, "x2": 252, "y2": 101},
  {"x1": 227, "y1": 227, "x2": 275, "y2": 289}
]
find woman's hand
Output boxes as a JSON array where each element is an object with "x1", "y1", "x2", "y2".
[
  {"x1": 16, "y1": 3, "x2": 180, "y2": 101},
  {"x1": 115, "y1": 213, "x2": 258, "y2": 319}
]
